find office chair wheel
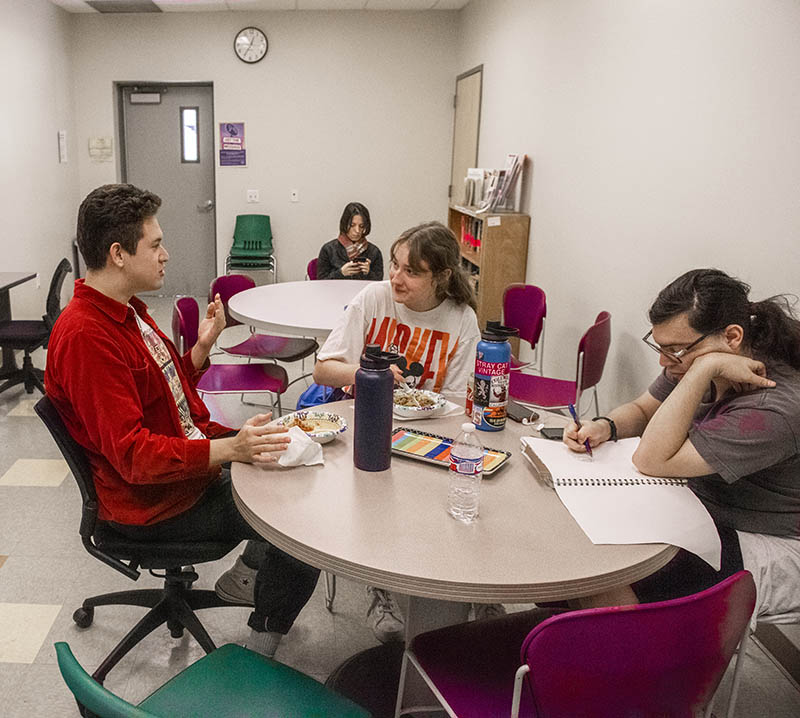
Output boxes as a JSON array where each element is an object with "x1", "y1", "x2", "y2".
[
  {"x1": 73, "y1": 607, "x2": 94, "y2": 629},
  {"x1": 167, "y1": 618, "x2": 185, "y2": 639}
]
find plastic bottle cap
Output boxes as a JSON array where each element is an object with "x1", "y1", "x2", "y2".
[{"x1": 461, "y1": 423, "x2": 475, "y2": 432}]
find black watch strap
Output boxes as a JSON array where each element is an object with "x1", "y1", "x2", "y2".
[{"x1": 593, "y1": 416, "x2": 618, "y2": 442}]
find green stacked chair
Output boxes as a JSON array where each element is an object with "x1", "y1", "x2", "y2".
[
  {"x1": 226, "y1": 214, "x2": 277, "y2": 279},
  {"x1": 55, "y1": 642, "x2": 371, "y2": 718}
]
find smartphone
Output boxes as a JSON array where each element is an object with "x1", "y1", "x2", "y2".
[
  {"x1": 539, "y1": 427, "x2": 564, "y2": 441},
  {"x1": 353, "y1": 257, "x2": 368, "y2": 263},
  {"x1": 507, "y1": 400, "x2": 538, "y2": 424}
]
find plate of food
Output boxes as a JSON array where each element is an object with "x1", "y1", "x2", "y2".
[
  {"x1": 393, "y1": 388, "x2": 447, "y2": 419},
  {"x1": 276, "y1": 410, "x2": 348, "y2": 444}
]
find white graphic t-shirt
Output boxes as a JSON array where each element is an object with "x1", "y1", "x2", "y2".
[
  {"x1": 132, "y1": 308, "x2": 205, "y2": 440},
  {"x1": 317, "y1": 281, "x2": 480, "y2": 397}
]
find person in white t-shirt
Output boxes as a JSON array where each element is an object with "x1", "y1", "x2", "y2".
[
  {"x1": 314, "y1": 222, "x2": 504, "y2": 643},
  {"x1": 314, "y1": 221, "x2": 479, "y2": 398}
]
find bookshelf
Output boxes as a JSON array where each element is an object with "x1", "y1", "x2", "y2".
[{"x1": 448, "y1": 204, "x2": 530, "y2": 331}]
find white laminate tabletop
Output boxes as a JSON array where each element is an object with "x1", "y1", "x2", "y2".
[
  {"x1": 232, "y1": 401, "x2": 677, "y2": 604},
  {"x1": 227, "y1": 280, "x2": 372, "y2": 338}
]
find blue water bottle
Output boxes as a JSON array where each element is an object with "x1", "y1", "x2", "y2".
[
  {"x1": 472, "y1": 321, "x2": 519, "y2": 431},
  {"x1": 354, "y1": 344, "x2": 398, "y2": 471}
]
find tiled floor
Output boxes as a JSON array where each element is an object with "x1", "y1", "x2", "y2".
[{"x1": 0, "y1": 295, "x2": 798, "y2": 716}]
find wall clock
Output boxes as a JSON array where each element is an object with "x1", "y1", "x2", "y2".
[{"x1": 234, "y1": 27, "x2": 268, "y2": 64}]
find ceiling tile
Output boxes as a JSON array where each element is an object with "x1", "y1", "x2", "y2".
[
  {"x1": 297, "y1": 0, "x2": 364, "y2": 9},
  {"x1": 365, "y1": 0, "x2": 434, "y2": 9},
  {"x1": 49, "y1": 0, "x2": 98, "y2": 12}
]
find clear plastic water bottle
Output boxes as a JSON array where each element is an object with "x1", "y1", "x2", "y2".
[{"x1": 447, "y1": 423, "x2": 484, "y2": 523}]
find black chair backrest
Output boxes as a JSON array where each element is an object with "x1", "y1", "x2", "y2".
[
  {"x1": 36, "y1": 393, "x2": 240, "y2": 580},
  {"x1": 34, "y1": 395, "x2": 143, "y2": 579},
  {"x1": 33, "y1": 395, "x2": 97, "y2": 538},
  {"x1": 44, "y1": 258, "x2": 72, "y2": 330}
]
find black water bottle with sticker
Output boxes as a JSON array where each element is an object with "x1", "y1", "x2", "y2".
[{"x1": 354, "y1": 344, "x2": 398, "y2": 471}]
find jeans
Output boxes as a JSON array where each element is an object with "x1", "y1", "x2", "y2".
[
  {"x1": 110, "y1": 470, "x2": 320, "y2": 634},
  {"x1": 632, "y1": 523, "x2": 743, "y2": 604}
]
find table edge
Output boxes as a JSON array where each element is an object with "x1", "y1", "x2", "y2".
[
  {"x1": 233, "y1": 485, "x2": 679, "y2": 603},
  {"x1": 0, "y1": 273, "x2": 37, "y2": 293}
]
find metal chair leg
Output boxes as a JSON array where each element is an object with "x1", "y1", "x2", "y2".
[
  {"x1": 726, "y1": 627, "x2": 753, "y2": 718},
  {"x1": 324, "y1": 571, "x2": 336, "y2": 612}
]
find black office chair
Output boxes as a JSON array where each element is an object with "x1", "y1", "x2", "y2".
[
  {"x1": 34, "y1": 395, "x2": 240, "y2": 689},
  {"x1": 0, "y1": 257, "x2": 72, "y2": 395}
]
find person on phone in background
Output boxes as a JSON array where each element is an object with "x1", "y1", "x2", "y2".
[
  {"x1": 564, "y1": 269, "x2": 800, "y2": 621},
  {"x1": 314, "y1": 221, "x2": 505, "y2": 643},
  {"x1": 316, "y1": 202, "x2": 383, "y2": 281}
]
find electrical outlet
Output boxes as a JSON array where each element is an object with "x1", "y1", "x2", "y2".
[
  {"x1": 290, "y1": 189, "x2": 299, "y2": 203},
  {"x1": 247, "y1": 189, "x2": 260, "y2": 203}
]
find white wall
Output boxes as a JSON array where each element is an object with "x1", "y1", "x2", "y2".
[
  {"x1": 70, "y1": 11, "x2": 459, "y2": 283},
  {"x1": 0, "y1": 0, "x2": 78, "y2": 317},
  {"x1": 458, "y1": 0, "x2": 800, "y2": 408}
]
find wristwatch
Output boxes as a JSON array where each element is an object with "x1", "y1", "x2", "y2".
[{"x1": 593, "y1": 416, "x2": 618, "y2": 442}]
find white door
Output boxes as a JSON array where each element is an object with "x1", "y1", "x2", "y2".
[
  {"x1": 120, "y1": 84, "x2": 216, "y2": 296},
  {"x1": 449, "y1": 66, "x2": 483, "y2": 205}
]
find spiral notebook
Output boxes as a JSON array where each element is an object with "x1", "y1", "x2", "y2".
[{"x1": 521, "y1": 437, "x2": 721, "y2": 569}]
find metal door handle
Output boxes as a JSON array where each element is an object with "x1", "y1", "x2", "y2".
[{"x1": 198, "y1": 200, "x2": 215, "y2": 212}]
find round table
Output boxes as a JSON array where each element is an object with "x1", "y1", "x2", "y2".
[
  {"x1": 232, "y1": 401, "x2": 677, "y2": 715},
  {"x1": 232, "y1": 400, "x2": 677, "y2": 606},
  {"x1": 227, "y1": 279, "x2": 372, "y2": 338}
]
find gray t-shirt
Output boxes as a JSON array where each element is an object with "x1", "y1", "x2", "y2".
[{"x1": 648, "y1": 363, "x2": 800, "y2": 537}]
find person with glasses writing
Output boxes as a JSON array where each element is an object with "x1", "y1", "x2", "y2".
[{"x1": 564, "y1": 268, "x2": 800, "y2": 615}]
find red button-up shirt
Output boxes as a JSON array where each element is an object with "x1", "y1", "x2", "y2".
[{"x1": 45, "y1": 280, "x2": 231, "y2": 525}]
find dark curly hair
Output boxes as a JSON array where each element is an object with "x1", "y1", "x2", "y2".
[
  {"x1": 649, "y1": 268, "x2": 800, "y2": 369},
  {"x1": 77, "y1": 184, "x2": 162, "y2": 270}
]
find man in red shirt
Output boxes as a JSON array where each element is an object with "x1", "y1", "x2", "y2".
[{"x1": 45, "y1": 184, "x2": 319, "y2": 657}]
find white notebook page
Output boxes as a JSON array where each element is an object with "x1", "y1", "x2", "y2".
[{"x1": 521, "y1": 437, "x2": 721, "y2": 570}]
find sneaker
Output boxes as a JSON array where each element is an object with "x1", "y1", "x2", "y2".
[
  {"x1": 215, "y1": 556, "x2": 257, "y2": 605},
  {"x1": 366, "y1": 586, "x2": 405, "y2": 643},
  {"x1": 471, "y1": 603, "x2": 507, "y2": 621}
]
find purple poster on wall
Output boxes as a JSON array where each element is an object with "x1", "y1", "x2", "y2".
[{"x1": 219, "y1": 122, "x2": 246, "y2": 166}]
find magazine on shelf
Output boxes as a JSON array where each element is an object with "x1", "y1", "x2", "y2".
[{"x1": 465, "y1": 154, "x2": 525, "y2": 213}]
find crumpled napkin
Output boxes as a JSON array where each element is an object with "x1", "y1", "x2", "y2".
[
  {"x1": 392, "y1": 399, "x2": 464, "y2": 421},
  {"x1": 278, "y1": 426, "x2": 324, "y2": 467}
]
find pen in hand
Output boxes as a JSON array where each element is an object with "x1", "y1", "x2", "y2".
[{"x1": 568, "y1": 403, "x2": 593, "y2": 457}]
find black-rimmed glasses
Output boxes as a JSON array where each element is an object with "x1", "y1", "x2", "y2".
[{"x1": 641, "y1": 329, "x2": 719, "y2": 363}]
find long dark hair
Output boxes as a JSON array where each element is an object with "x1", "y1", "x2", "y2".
[
  {"x1": 648, "y1": 268, "x2": 800, "y2": 369},
  {"x1": 339, "y1": 202, "x2": 371, "y2": 237},
  {"x1": 391, "y1": 221, "x2": 477, "y2": 311}
]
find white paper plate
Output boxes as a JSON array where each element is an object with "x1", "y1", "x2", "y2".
[
  {"x1": 276, "y1": 410, "x2": 348, "y2": 444},
  {"x1": 392, "y1": 389, "x2": 447, "y2": 419}
]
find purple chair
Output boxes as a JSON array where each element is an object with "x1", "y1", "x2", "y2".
[
  {"x1": 398, "y1": 570, "x2": 756, "y2": 718},
  {"x1": 503, "y1": 283, "x2": 546, "y2": 374},
  {"x1": 172, "y1": 296, "x2": 288, "y2": 415},
  {"x1": 208, "y1": 274, "x2": 318, "y2": 366},
  {"x1": 307, "y1": 258, "x2": 318, "y2": 280},
  {"x1": 509, "y1": 310, "x2": 610, "y2": 417}
]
